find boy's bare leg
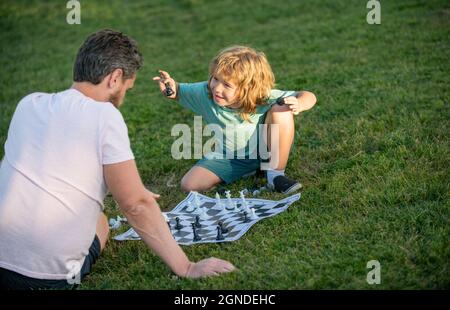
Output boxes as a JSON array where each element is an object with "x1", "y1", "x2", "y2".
[
  {"x1": 96, "y1": 212, "x2": 109, "y2": 251},
  {"x1": 264, "y1": 104, "x2": 295, "y2": 170},
  {"x1": 181, "y1": 166, "x2": 222, "y2": 192}
]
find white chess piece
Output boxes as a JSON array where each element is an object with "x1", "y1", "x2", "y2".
[
  {"x1": 249, "y1": 207, "x2": 258, "y2": 220},
  {"x1": 186, "y1": 200, "x2": 195, "y2": 212},
  {"x1": 225, "y1": 190, "x2": 231, "y2": 200},
  {"x1": 193, "y1": 191, "x2": 201, "y2": 208},
  {"x1": 225, "y1": 190, "x2": 235, "y2": 211},
  {"x1": 215, "y1": 192, "x2": 224, "y2": 210},
  {"x1": 239, "y1": 190, "x2": 246, "y2": 200},
  {"x1": 239, "y1": 190, "x2": 249, "y2": 211}
]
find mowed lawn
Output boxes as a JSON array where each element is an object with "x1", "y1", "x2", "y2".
[{"x1": 0, "y1": 0, "x2": 448, "y2": 289}]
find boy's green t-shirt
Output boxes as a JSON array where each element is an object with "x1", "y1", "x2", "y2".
[{"x1": 177, "y1": 81, "x2": 296, "y2": 158}]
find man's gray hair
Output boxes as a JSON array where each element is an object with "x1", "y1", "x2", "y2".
[{"x1": 73, "y1": 29, "x2": 143, "y2": 84}]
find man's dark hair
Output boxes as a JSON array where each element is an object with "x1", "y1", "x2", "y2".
[{"x1": 73, "y1": 29, "x2": 143, "y2": 84}]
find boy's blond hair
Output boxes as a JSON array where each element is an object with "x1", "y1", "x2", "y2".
[{"x1": 208, "y1": 46, "x2": 275, "y2": 122}]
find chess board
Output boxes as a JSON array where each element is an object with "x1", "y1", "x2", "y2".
[{"x1": 114, "y1": 191, "x2": 301, "y2": 246}]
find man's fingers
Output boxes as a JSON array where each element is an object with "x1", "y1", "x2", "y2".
[
  {"x1": 209, "y1": 258, "x2": 236, "y2": 272},
  {"x1": 149, "y1": 191, "x2": 160, "y2": 198},
  {"x1": 223, "y1": 262, "x2": 236, "y2": 271}
]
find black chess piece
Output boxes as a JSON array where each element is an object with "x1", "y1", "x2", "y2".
[
  {"x1": 192, "y1": 223, "x2": 201, "y2": 242},
  {"x1": 276, "y1": 96, "x2": 285, "y2": 105},
  {"x1": 194, "y1": 215, "x2": 202, "y2": 228},
  {"x1": 216, "y1": 225, "x2": 225, "y2": 241},
  {"x1": 175, "y1": 217, "x2": 183, "y2": 230},
  {"x1": 167, "y1": 220, "x2": 171, "y2": 230},
  {"x1": 218, "y1": 221, "x2": 228, "y2": 234},
  {"x1": 164, "y1": 82, "x2": 174, "y2": 97},
  {"x1": 243, "y1": 211, "x2": 250, "y2": 223}
]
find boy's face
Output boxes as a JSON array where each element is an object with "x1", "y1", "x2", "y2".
[{"x1": 210, "y1": 74, "x2": 238, "y2": 108}]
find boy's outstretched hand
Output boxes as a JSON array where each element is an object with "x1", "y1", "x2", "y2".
[
  {"x1": 185, "y1": 257, "x2": 236, "y2": 278},
  {"x1": 153, "y1": 70, "x2": 177, "y2": 99}
]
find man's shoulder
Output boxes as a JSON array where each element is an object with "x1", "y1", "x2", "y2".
[{"x1": 18, "y1": 91, "x2": 52, "y2": 104}]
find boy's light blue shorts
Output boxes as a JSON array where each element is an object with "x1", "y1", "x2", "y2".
[{"x1": 195, "y1": 158, "x2": 261, "y2": 184}]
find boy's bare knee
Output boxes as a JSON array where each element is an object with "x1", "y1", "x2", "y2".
[
  {"x1": 269, "y1": 104, "x2": 291, "y2": 114},
  {"x1": 180, "y1": 175, "x2": 196, "y2": 192}
]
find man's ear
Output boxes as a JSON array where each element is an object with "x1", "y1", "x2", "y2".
[{"x1": 107, "y1": 69, "x2": 124, "y2": 89}]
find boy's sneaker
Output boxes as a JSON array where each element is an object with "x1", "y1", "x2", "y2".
[{"x1": 269, "y1": 175, "x2": 302, "y2": 194}]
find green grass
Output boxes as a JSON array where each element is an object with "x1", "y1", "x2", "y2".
[{"x1": 0, "y1": 0, "x2": 449, "y2": 289}]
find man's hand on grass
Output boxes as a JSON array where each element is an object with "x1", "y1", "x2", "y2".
[{"x1": 184, "y1": 257, "x2": 236, "y2": 278}]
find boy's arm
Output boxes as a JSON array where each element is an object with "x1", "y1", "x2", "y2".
[
  {"x1": 152, "y1": 70, "x2": 205, "y2": 115},
  {"x1": 281, "y1": 91, "x2": 317, "y2": 115},
  {"x1": 295, "y1": 91, "x2": 317, "y2": 113},
  {"x1": 153, "y1": 70, "x2": 178, "y2": 100}
]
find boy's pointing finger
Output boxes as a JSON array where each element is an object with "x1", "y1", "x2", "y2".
[{"x1": 158, "y1": 70, "x2": 171, "y2": 78}]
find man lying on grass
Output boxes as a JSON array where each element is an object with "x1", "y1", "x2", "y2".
[{"x1": 0, "y1": 29, "x2": 235, "y2": 290}]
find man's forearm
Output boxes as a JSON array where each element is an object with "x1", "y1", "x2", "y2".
[{"x1": 121, "y1": 197, "x2": 191, "y2": 276}]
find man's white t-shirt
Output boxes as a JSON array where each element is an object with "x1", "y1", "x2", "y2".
[{"x1": 0, "y1": 89, "x2": 134, "y2": 280}]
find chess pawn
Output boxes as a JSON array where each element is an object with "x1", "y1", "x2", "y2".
[
  {"x1": 225, "y1": 191, "x2": 236, "y2": 211},
  {"x1": 218, "y1": 221, "x2": 229, "y2": 234},
  {"x1": 242, "y1": 211, "x2": 250, "y2": 223},
  {"x1": 215, "y1": 192, "x2": 224, "y2": 210},
  {"x1": 249, "y1": 207, "x2": 258, "y2": 220},
  {"x1": 193, "y1": 191, "x2": 201, "y2": 208},
  {"x1": 226, "y1": 199, "x2": 235, "y2": 211},
  {"x1": 175, "y1": 217, "x2": 183, "y2": 230},
  {"x1": 216, "y1": 225, "x2": 225, "y2": 241},
  {"x1": 191, "y1": 223, "x2": 201, "y2": 242},
  {"x1": 186, "y1": 201, "x2": 195, "y2": 212}
]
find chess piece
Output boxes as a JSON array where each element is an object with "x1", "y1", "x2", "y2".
[
  {"x1": 243, "y1": 211, "x2": 250, "y2": 223},
  {"x1": 218, "y1": 221, "x2": 228, "y2": 234},
  {"x1": 249, "y1": 208, "x2": 258, "y2": 220},
  {"x1": 216, "y1": 225, "x2": 225, "y2": 241},
  {"x1": 194, "y1": 215, "x2": 202, "y2": 228},
  {"x1": 164, "y1": 82, "x2": 174, "y2": 97},
  {"x1": 225, "y1": 190, "x2": 235, "y2": 211},
  {"x1": 175, "y1": 217, "x2": 183, "y2": 230},
  {"x1": 239, "y1": 190, "x2": 249, "y2": 211},
  {"x1": 239, "y1": 190, "x2": 246, "y2": 202},
  {"x1": 186, "y1": 201, "x2": 195, "y2": 212},
  {"x1": 192, "y1": 223, "x2": 201, "y2": 242},
  {"x1": 167, "y1": 220, "x2": 171, "y2": 230},
  {"x1": 193, "y1": 191, "x2": 201, "y2": 208},
  {"x1": 215, "y1": 192, "x2": 224, "y2": 210}
]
